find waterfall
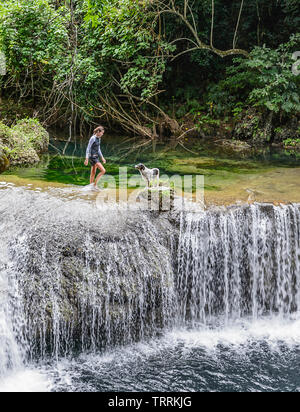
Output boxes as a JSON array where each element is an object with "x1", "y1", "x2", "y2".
[
  {"x1": 0, "y1": 272, "x2": 23, "y2": 377},
  {"x1": 177, "y1": 203, "x2": 300, "y2": 325},
  {"x1": 0, "y1": 185, "x2": 300, "y2": 376},
  {"x1": 0, "y1": 218, "x2": 28, "y2": 378},
  {"x1": 0, "y1": 187, "x2": 178, "y2": 361}
]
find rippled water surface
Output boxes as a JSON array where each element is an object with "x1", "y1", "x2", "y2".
[
  {"x1": 47, "y1": 318, "x2": 300, "y2": 392},
  {"x1": 2, "y1": 318, "x2": 300, "y2": 392}
]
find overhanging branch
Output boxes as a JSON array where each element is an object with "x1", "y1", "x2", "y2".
[{"x1": 154, "y1": 0, "x2": 249, "y2": 58}]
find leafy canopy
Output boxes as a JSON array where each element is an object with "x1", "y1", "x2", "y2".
[{"x1": 221, "y1": 34, "x2": 300, "y2": 114}]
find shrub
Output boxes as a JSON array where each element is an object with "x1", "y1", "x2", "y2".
[{"x1": 223, "y1": 34, "x2": 300, "y2": 115}]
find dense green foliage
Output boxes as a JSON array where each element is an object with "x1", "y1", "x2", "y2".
[
  {"x1": 0, "y1": 0, "x2": 68, "y2": 96},
  {"x1": 0, "y1": 0, "x2": 299, "y2": 144},
  {"x1": 222, "y1": 35, "x2": 300, "y2": 114}
]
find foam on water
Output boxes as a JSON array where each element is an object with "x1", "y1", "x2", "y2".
[
  {"x1": 165, "y1": 317, "x2": 300, "y2": 349},
  {"x1": 41, "y1": 315, "x2": 300, "y2": 392},
  {"x1": 0, "y1": 369, "x2": 52, "y2": 392},
  {"x1": 0, "y1": 185, "x2": 300, "y2": 391}
]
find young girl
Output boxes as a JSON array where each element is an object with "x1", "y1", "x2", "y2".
[{"x1": 84, "y1": 126, "x2": 106, "y2": 189}]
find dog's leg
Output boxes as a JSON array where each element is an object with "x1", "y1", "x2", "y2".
[
  {"x1": 156, "y1": 174, "x2": 160, "y2": 187},
  {"x1": 142, "y1": 175, "x2": 149, "y2": 188}
]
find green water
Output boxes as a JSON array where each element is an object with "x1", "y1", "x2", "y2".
[{"x1": 2, "y1": 137, "x2": 300, "y2": 204}]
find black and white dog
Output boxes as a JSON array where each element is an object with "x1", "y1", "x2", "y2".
[{"x1": 135, "y1": 163, "x2": 160, "y2": 187}]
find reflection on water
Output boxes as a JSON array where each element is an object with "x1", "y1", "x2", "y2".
[{"x1": 2, "y1": 137, "x2": 300, "y2": 206}]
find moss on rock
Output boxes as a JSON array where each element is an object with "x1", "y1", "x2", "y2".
[
  {"x1": 0, "y1": 122, "x2": 12, "y2": 144},
  {"x1": 12, "y1": 118, "x2": 49, "y2": 153},
  {"x1": 0, "y1": 123, "x2": 11, "y2": 172},
  {"x1": 0, "y1": 118, "x2": 49, "y2": 168},
  {"x1": 0, "y1": 145, "x2": 10, "y2": 173}
]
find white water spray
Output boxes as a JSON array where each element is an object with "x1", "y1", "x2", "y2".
[{"x1": 0, "y1": 185, "x2": 300, "y2": 387}]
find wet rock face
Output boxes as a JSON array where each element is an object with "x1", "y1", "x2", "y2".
[
  {"x1": 2, "y1": 187, "x2": 300, "y2": 360},
  {"x1": 136, "y1": 187, "x2": 175, "y2": 212},
  {"x1": 2, "y1": 190, "x2": 178, "y2": 357},
  {"x1": 15, "y1": 219, "x2": 177, "y2": 356},
  {"x1": 273, "y1": 117, "x2": 300, "y2": 143}
]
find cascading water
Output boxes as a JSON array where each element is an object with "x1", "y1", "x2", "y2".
[
  {"x1": 0, "y1": 190, "x2": 28, "y2": 379},
  {"x1": 0, "y1": 267, "x2": 24, "y2": 378},
  {"x1": 0, "y1": 185, "x2": 178, "y2": 362},
  {"x1": 1, "y1": 182, "x2": 300, "y2": 391},
  {"x1": 177, "y1": 203, "x2": 300, "y2": 325}
]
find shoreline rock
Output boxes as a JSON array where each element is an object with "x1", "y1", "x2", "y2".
[
  {"x1": 0, "y1": 145, "x2": 9, "y2": 173},
  {"x1": 0, "y1": 118, "x2": 49, "y2": 171}
]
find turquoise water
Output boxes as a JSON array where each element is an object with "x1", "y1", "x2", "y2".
[{"x1": 3, "y1": 137, "x2": 300, "y2": 189}]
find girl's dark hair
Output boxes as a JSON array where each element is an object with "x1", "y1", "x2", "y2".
[{"x1": 94, "y1": 126, "x2": 105, "y2": 134}]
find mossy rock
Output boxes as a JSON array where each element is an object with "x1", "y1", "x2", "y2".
[
  {"x1": 9, "y1": 144, "x2": 40, "y2": 166},
  {"x1": 0, "y1": 122, "x2": 12, "y2": 144},
  {"x1": 0, "y1": 144, "x2": 10, "y2": 173},
  {"x1": 12, "y1": 118, "x2": 49, "y2": 153},
  {"x1": 220, "y1": 139, "x2": 252, "y2": 151},
  {"x1": 0, "y1": 118, "x2": 49, "y2": 166}
]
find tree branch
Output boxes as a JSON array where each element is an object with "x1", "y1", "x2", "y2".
[
  {"x1": 155, "y1": 0, "x2": 249, "y2": 58},
  {"x1": 210, "y1": 0, "x2": 214, "y2": 48},
  {"x1": 233, "y1": 0, "x2": 244, "y2": 49}
]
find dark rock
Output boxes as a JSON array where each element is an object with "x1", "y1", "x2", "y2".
[
  {"x1": 273, "y1": 117, "x2": 300, "y2": 143},
  {"x1": 232, "y1": 109, "x2": 262, "y2": 141}
]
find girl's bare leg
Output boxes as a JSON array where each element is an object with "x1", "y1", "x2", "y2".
[
  {"x1": 90, "y1": 165, "x2": 97, "y2": 184},
  {"x1": 94, "y1": 162, "x2": 106, "y2": 186}
]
